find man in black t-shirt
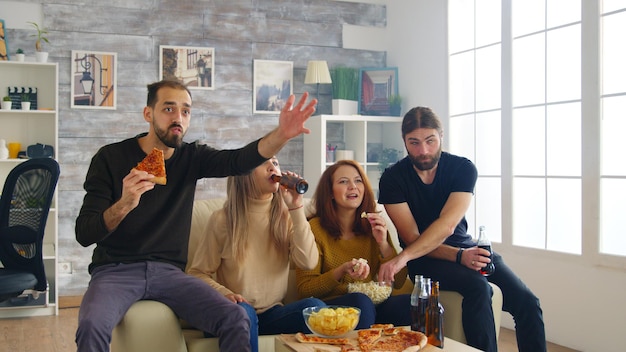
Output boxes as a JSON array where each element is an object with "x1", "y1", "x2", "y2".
[{"x1": 377, "y1": 106, "x2": 546, "y2": 352}]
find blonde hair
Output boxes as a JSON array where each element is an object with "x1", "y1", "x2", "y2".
[{"x1": 224, "y1": 172, "x2": 292, "y2": 262}]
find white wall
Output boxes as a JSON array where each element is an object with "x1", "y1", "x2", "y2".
[{"x1": 343, "y1": 1, "x2": 626, "y2": 351}]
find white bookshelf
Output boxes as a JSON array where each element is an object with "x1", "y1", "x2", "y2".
[
  {"x1": 303, "y1": 114, "x2": 405, "y2": 197},
  {"x1": 0, "y1": 61, "x2": 59, "y2": 317}
]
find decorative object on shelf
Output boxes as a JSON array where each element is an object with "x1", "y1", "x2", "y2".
[
  {"x1": 388, "y1": 94, "x2": 403, "y2": 116},
  {"x1": 253, "y1": 59, "x2": 293, "y2": 114},
  {"x1": 304, "y1": 60, "x2": 332, "y2": 103},
  {"x1": 377, "y1": 148, "x2": 403, "y2": 174},
  {"x1": 0, "y1": 19, "x2": 8, "y2": 61},
  {"x1": 358, "y1": 67, "x2": 399, "y2": 116},
  {"x1": 26, "y1": 143, "x2": 54, "y2": 159},
  {"x1": 0, "y1": 139, "x2": 8, "y2": 160},
  {"x1": 71, "y1": 50, "x2": 117, "y2": 110},
  {"x1": 1, "y1": 96, "x2": 12, "y2": 110},
  {"x1": 8, "y1": 87, "x2": 37, "y2": 110},
  {"x1": 15, "y1": 48, "x2": 25, "y2": 62},
  {"x1": 21, "y1": 93, "x2": 31, "y2": 110},
  {"x1": 330, "y1": 66, "x2": 359, "y2": 115},
  {"x1": 28, "y1": 21, "x2": 49, "y2": 63},
  {"x1": 335, "y1": 150, "x2": 354, "y2": 161},
  {"x1": 7, "y1": 142, "x2": 21, "y2": 159},
  {"x1": 159, "y1": 45, "x2": 215, "y2": 90},
  {"x1": 326, "y1": 144, "x2": 336, "y2": 163}
]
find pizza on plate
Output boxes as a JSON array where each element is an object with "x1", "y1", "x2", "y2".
[
  {"x1": 357, "y1": 328, "x2": 383, "y2": 350},
  {"x1": 133, "y1": 147, "x2": 167, "y2": 185},
  {"x1": 369, "y1": 330, "x2": 428, "y2": 352},
  {"x1": 294, "y1": 332, "x2": 350, "y2": 345}
]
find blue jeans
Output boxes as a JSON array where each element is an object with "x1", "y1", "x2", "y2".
[
  {"x1": 76, "y1": 261, "x2": 251, "y2": 352},
  {"x1": 210, "y1": 298, "x2": 325, "y2": 352},
  {"x1": 325, "y1": 292, "x2": 412, "y2": 329},
  {"x1": 407, "y1": 252, "x2": 546, "y2": 352}
]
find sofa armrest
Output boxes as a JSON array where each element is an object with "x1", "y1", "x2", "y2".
[{"x1": 112, "y1": 300, "x2": 188, "y2": 352}]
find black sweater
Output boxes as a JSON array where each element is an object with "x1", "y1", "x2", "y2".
[{"x1": 75, "y1": 134, "x2": 266, "y2": 273}]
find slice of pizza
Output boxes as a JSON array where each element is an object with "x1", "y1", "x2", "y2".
[
  {"x1": 370, "y1": 323, "x2": 394, "y2": 330},
  {"x1": 133, "y1": 147, "x2": 167, "y2": 185},
  {"x1": 357, "y1": 328, "x2": 383, "y2": 351},
  {"x1": 294, "y1": 332, "x2": 350, "y2": 345}
]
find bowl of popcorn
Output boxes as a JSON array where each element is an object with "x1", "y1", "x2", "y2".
[
  {"x1": 303, "y1": 305, "x2": 361, "y2": 337},
  {"x1": 347, "y1": 281, "x2": 393, "y2": 305}
]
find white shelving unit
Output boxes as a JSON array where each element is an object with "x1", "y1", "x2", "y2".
[
  {"x1": 303, "y1": 114, "x2": 406, "y2": 197},
  {"x1": 0, "y1": 61, "x2": 59, "y2": 317}
]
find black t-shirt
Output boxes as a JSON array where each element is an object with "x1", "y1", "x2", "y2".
[
  {"x1": 378, "y1": 151, "x2": 477, "y2": 248},
  {"x1": 75, "y1": 133, "x2": 266, "y2": 273}
]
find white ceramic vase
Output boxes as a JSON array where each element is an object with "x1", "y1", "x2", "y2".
[
  {"x1": 21, "y1": 101, "x2": 31, "y2": 110},
  {"x1": 1, "y1": 101, "x2": 12, "y2": 110},
  {"x1": 15, "y1": 53, "x2": 25, "y2": 62},
  {"x1": 332, "y1": 99, "x2": 358, "y2": 115},
  {"x1": 0, "y1": 139, "x2": 9, "y2": 160},
  {"x1": 35, "y1": 52, "x2": 49, "y2": 63}
]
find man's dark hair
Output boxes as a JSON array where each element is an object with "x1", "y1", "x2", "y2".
[
  {"x1": 401, "y1": 106, "x2": 443, "y2": 139},
  {"x1": 146, "y1": 80, "x2": 192, "y2": 108}
]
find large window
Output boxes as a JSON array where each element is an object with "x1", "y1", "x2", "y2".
[
  {"x1": 600, "y1": 2, "x2": 626, "y2": 257},
  {"x1": 448, "y1": 0, "x2": 502, "y2": 241},
  {"x1": 449, "y1": 0, "x2": 624, "y2": 262}
]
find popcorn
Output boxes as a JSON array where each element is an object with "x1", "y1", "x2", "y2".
[
  {"x1": 348, "y1": 281, "x2": 392, "y2": 304},
  {"x1": 352, "y1": 257, "x2": 368, "y2": 272}
]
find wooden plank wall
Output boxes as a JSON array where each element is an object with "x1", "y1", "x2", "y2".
[{"x1": 4, "y1": 0, "x2": 388, "y2": 295}]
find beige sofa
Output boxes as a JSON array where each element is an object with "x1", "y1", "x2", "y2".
[{"x1": 111, "y1": 199, "x2": 502, "y2": 352}]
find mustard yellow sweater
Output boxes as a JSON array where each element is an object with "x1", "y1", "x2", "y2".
[
  {"x1": 296, "y1": 217, "x2": 408, "y2": 301},
  {"x1": 187, "y1": 197, "x2": 318, "y2": 313}
]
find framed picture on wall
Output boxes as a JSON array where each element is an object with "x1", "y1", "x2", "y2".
[
  {"x1": 70, "y1": 50, "x2": 118, "y2": 110},
  {"x1": 159, "y1": 45, "x2": 215, "y2": 90},
  {"x1": 0, "y1": 19, "x2": 9, "y2": 61},
  {"x1": 253, "y1": 59, "x2": 293, "y2": 114},
  {"x1": 358, "y1": 67, "x2": 399, "y2": 116}
]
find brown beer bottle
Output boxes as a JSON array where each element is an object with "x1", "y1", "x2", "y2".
[
  {"x1": 271, "y1": 174, "x2": 309, "y2": 194},
  {"x1": 426, "y1": 281, "x2": 444, "y2": 348}
]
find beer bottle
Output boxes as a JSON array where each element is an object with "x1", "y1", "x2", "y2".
[
  {"x1": 410, "y1": 275, "x2": 423, "y2": 331},
  {"x1": 414, "y1": 277, "x2": 430, "y2": 333},
  {"x1": 477, "y1": 225, "x2": 495, "y2": 276},
  {"x1": 426, "y1": 281, "x2": 444, "y2": 348},
  {"x1": 271, "y1": 174, "x2": 309, "y2": 194}
]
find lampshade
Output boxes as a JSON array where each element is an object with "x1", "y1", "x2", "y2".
[{"x1": 304, "y1": 60, "x2": 332, "y2": 84}]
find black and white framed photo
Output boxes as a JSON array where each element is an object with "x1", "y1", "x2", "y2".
[
  {"x1": 253, "y1": 59, "x2": 293, "y2": 114},
  {"x1": 159, "y1": 45, "x2": 214, "y2": 90},
  {"x1": 71, "y1": 50, "x2": 117, "y2": 109},
  {"x1": 358, "y1": 67, "x2": 399, "y2": 116}
]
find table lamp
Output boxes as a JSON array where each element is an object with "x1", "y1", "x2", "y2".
[{"x1": 304, "y1": 60, "x2": 332, "y2": 102}]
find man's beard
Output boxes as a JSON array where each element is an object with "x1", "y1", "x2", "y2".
[
  {"x1": 409, "y1": 147, "x2": 442, "y2": 171},
  {"x1": 154, "y1": 122, "x2": 184, "y2": 148}
]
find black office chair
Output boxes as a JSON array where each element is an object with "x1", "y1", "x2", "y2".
[{"x1": 0, "y1": 158, "x2": 60, "y2": 303}]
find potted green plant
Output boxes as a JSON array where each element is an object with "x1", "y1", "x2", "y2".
[
  {"x1": 330, "y1": 67, "x2": 359, "y2": 115},
  {"x1": 378, "y1": 148, "x2": 402, "y2": 175},
  {"x1": 15, "y1": 48, "x2": 25, "y2": 62},
  {"x1": 2, "y1": 96, "x2": 13, "y2": 110},
  {"x1": 28, "y1": 21, "x2": 49, "y2": 62},
  {"x1": 21, "y1": 93, "x2": 31, "y2": 110},
  {"x1": 388, "y1": 94, "x2": 402, "y2": 116}
]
